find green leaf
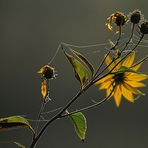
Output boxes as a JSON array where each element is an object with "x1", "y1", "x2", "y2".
[
  {"x1": 69, "y1": 48, "x2": 94, "y2": 76},
  {"x1": 69, "y1": 112, "x2": 87, "y2": 141},
  {"x1": 0, "y1": 141, "x2": 25, "y2": 148},
  {"x1": 0, "y1": 116, "x2": 34, "y2": 133},
  {"x1": 64, "y1": 51, "x2": 91, "y2": 88},
  {"x1": 109, "y1": 39, "x2": 115, "y2": 48},
  {"x1": 14, "y1": 142, "x2": 25, "y2": 148},
  {"x1": 117, "y1": 66, "x2": 141, "y2": 74}
]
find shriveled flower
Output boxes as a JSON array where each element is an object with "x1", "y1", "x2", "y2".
[
  {"x1": 95, "y1": 52, "x2": 148, "y2": 107},
  {"x1": 38, "y1": 65, "x2": 56, "y2": 79},
  {"x1": 106, "y1": 12, "x2": 127, "y2": 31},
  {"x1": 41, "y1": 79, "x2": 47, "y2": 98},
  {"x1": 140, "y1": 21, "x2": 148, "y2": 34},
  {"x1": 38, "y1": 65, "x2": 56, "y2": 99},
  {"x1": 129, "y1": 9, "x2": 144, "y2": 24}
]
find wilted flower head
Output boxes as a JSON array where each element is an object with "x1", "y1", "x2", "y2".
[
  {"x1": 38, "y1": 65, "x2": 56, "y2": 79},
  {"x1": 38, "y1": 65, "x2": 56, "y2": 100},
  {"x1": 106, "y1": 12, "x2": 127, "y2": 31},
  {"x1": 140, "y1": 21, "x2": 148, "y2": 34}
]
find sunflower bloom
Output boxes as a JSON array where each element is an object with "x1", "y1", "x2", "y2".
[{"x1": 95, "y1": 52, "x2": 148, "y2": 107}]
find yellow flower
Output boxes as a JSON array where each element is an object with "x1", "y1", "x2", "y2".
[
  {"x1": 95, "y1": 52, "x2": 148, "y2": 107},
  {"x1": 106, "y1": 12, "x2": 127, "y2": 31}
]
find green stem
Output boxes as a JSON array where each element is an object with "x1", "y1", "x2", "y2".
[
  {"x1": 121, "y1": 23, "x2": 135, "y2": 53},
  {"x1": 30, "y1": 33, "x2": 144, "y2": 148},
  {"x1": 93, "y1": 27, "x2": 122, "y2": 78},
  {"x1": 61, "y1": 83, "x2": 115, "y2": 118}
]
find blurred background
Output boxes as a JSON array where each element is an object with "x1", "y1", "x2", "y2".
[{"x1": 0, "y1": 0, "x2": 148, "y2": 147}]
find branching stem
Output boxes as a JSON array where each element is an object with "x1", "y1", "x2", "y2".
[{"x1": 30, "y1": 31, "x2": 144, "y2": 148}]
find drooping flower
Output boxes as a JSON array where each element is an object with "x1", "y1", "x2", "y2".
[
  {"x1": 41, "y1": 79, "x2": 47, "y2": 98},
  {"x1": 38, "y1": 65, "x2": 56, "y2": 79},
  {"x1": 38, "y1": 65, "x2": 56, "y2": 99},
  {"x1": 95, "y1": 52, "x2": 148, "y2": 107},
  {"x1": 106, "y1": 12, "x2": 127, "y2": 31}
]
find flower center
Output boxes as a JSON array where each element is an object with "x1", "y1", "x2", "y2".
[{"x1": 114, "y1": 73, "x2": 125, "y2": 84}]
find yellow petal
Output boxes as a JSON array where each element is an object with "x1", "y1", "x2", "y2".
[
  {"x1": 121, "y1": 83, "x2": 134, "y2": 102},
  {"x1": 41, "y1": 79, "x2": 47, "y2": 98},
  {"x1": 99, "y1": 81, "x2": 112, "y2": 90},
  {"x1": 130, "y1": 56, "x2": 147, "y2": 71},
  {"x1": 113, "y1": 85, "x2": 122, "y2": 107},
  {"x1": 95, "y1": 74, "x2": 113, "y2": 85},
  {"x1": 106, "y1": 15, "x2": 113, "y2": 31},
  {"x1": 124, "y1": 80, "x2": 146, "y2": 88},
  {"x1": 115, "y1": 57, "x2": 122, "y2": 70},
  {"x1": 123, "y1": 82, "x2": 145, "y2": 96},
  {"x1": 106, "y1": 84, "x2": 114, "y2": 98},
  {"x1": 126, "y1": 73, "x2": 148, "y2": 81},
  {"x1": 130, "y1": 62, "x2": 142, "y2": 71},
  {"x1": 105, "y1": 54, "x2": 115, "y2": 71},
  {"x1": 38, "y1": 68, "x2": 45, "y2": 74},
  {"x1": 122, "y1": 52, "x2": 135, "y2": 67}
]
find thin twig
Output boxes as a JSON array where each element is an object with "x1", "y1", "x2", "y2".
[
  {"x1": 121, "y1": 24, "x2": 135, "y2": 53},
  {"x1": 94, "y1": 28, "x2": 122, "y2": 78},
  {"x1": 60, "y1": 83, "x2": 115, "y2": 118}
]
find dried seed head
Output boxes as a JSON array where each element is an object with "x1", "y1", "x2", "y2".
[
  {"x1": 131, "y1": 10, "x2": 141, "y2": 24},
  {"x1": 140, "y1": 21, "x2": 148, "y2": 34},
  {"x1": 38, "y1": 65, "x2": 56, "y2": 79},
  {"x1": 129, "y1": 10, "x2": 144, "y2": 24}
]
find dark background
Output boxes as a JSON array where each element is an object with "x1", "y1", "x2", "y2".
[{"x1": 0, "y1": 0, "x2": 148, "y2": 148}]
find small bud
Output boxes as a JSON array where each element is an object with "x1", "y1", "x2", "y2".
[
  {"x1": 117, "y1": 51, "x2": 121, "y2": 57},
  {"x1": 140, "y1": 21, "x2": 148, "y2": 34}
]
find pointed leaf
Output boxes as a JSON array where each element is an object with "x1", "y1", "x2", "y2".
[
  {"x1": 69, "y1": 48, "x2": 94, "y2": 76},
  {"x1": 64, "y1": 51, "x2": 91, "y2": 88},
  {"x1": 69, "y1": 112, "x2": 87, "y2": 141},
  {"x1": 0, "y1": 116, "x2": 34, "y2": 133},
  {"x1": 0, "y1": 141, "x2": 25, "y2": 148},
  {"x1": 14, "y1": 142, "x2": 25, "y2": 148},
  {"x1": 117, "y1": 66, "x2": 141, "y2": 74},
  {"x1": 109, "y1": 39, "x2": 115, "y2": 48}
]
